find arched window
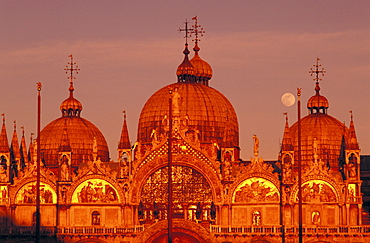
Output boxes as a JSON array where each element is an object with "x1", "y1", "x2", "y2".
[
  {"x1": 92, "y1": 211, "x2": 100, "y2": 225},
  {"x1": 140, "y1": 166, "x2": 212, "y2": 221},
  {"x1": 252, "y1": 211, "x2": 261, "y2": 226}
]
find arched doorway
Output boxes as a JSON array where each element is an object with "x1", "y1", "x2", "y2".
[
  {"x1": 135, "y1": 219, "x2": 215, "y2": 243},
  {"x1": 152, "y1": 232, "x2": 201, "y2": 243}
]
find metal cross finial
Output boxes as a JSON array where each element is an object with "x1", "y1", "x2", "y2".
[
  {"x1": 64, "y1": 54, "x2": 80, "y2": 82},
  {"x1": 309, "y1": 57, "x2": 326, "y2": 83},
  {"x1": 283, "y1": 112, "x2": 288, "y2": 121},
  {"x1": 178, "y1": 19, "x2": 194, "y2": 44},
  {"x1": 191, "y1": 16, "x2": 205, "y2": 44}
]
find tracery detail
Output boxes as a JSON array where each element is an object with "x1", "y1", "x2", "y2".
[{"x1": 141, "y1": 165, "x2": 212, "y2": 204}]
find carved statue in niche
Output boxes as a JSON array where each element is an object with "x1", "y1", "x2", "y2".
[
  {"x1": 61, "y1": 186, "x2": 68, "y2": 203},
  {"x1": 284, "y1": 186, "x2": 291, "y2": 204},
  {"x1": 312, "y1": 211, "x2": 320, "y2": 225},
  {"x1": 283, "y1": 156, "x2": 292, "y2": 184},
  {"x1": 0, "y1": 166, "x2": 6, "y2": 183},
  {"x1": 348, "y1": 154, "x2": 357, "y2": 178},
  {"x1": 172, "y1": 87, "x2": 181, "y2": 116},
  {"x1": 150, "y1": 129, "x2": 162, "y2": 149},
  {"x1": 252, "y1": 211, "x2": 261, "y2": 226},
  {"x1": 60, "y1": 155, "x2": 70, "y2": 181}
]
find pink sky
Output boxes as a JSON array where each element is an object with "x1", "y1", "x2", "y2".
[{"x1": 0, "y1": 1, "x2": 369, "y2": 160}]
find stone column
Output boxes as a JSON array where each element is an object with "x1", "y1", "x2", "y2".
[{"x1": 358, "y1": 204, "x2": 362, "y2": 225}]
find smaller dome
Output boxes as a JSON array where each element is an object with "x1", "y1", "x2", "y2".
[
  {"x1": 176, "y1": 44, "x2": 195, "y2": 78},
  {"x1": 60, "y1": 95, "x2": 83, "y2": 116},
  {"x1": 307, "y1": 82, "x2": 329, "y2": 114},
  {"x1": 190, "y1": 43, "x2": 213, "y2": 79},
  {"x1": 307, "y1": 94, "x2": 329, "y2": 110},
  {"x1": 60, "y1": 82, "x2": 82, "y2": 117}
]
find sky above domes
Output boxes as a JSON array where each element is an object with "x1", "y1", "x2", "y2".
[{"x1": 0, "y1": 1, "x2": 369, "y2": 160}]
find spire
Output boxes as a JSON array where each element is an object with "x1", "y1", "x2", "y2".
[
  {"x1": 347, "y1": 111, "x2": 359, "y2": 150},
  {"x1": 177, "y1": 19, "x2": 195, "y2": 83},
  {"x1": 10, "y1": 121, "x2": 21, "y2": 161},
  {"x1": 281, "y1": 113, "x2": 294, "y2": 151},
  {"x1": 28, "y1": 133, "x2": 34, "y2": 163},
  {"x1": 0, "y1": 114, "x2": 9, "y2": 153},
  {"x1": 118, "y1": 111, "x2": 131, "y2": 150},
  {"x1": 20, "y1": 126, "x2": 28, "y2": 169}
]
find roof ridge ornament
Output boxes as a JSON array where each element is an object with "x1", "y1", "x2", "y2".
[{"x1": 64, "y1": 54, "x2": 80, "y2": 93}]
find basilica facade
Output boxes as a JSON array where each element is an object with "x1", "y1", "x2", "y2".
[{"x1": 0, "y1": 18, "x2": 367, "y2": 243}]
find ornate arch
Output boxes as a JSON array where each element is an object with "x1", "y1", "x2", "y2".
[
  {"x1": 12, "y1": 180, "x2": 57, "y2": 204},
  {"x1": 227, "y1": 172, "x2": 280, "y2": 204},
  {"x1": 130, "y1": 153, "x2": 222, "y2": 204},
  {"x1": 134, "y1": 219, "x2": 216, "y2": 243},
  {"x1": 290, "y1": 177, "x2": 340, "y2": 204},
  {"x1": 231, "y1": 176, "x2": 280, "y2": 204},
  {"x1": 66, "y1": 174, "x2": 124, "y2": 204}
]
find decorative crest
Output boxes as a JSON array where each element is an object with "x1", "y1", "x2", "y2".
[
  {"x1": 178, "y1": 19, "x2": 194, "y2": 44},
  {"x1": 309, "y1": 57, "x2": 326, "y2": 84},
  {"x1": 64, "y1": 54, "x2": 80, "y2": 92},
  {"x1": 1, "y1": 113, "x2": 4, "y2": 123},
  {"x1": 191, "y1": 16, "x2": 205, "y2": 44}
]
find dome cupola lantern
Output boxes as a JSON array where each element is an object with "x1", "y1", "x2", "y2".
[
  {"x1": 307, "y1": 58, "x2": 328, "y2": 114},
  {"x1": 60, "y1": 54, "x2": 82, "y2": 117}
]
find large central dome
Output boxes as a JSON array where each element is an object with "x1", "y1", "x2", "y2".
[
  {"x1": 137, "y1": 41, "x2": 239, "y2": 148},
  {"x1": 137, "y1": 82, "x2": 239, "y2": 147}
]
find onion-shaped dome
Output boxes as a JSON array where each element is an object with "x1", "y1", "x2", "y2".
[
  {"x1": 137, "y1": 82, "x2": 239, "y2": 148},
  {"x1": 60, "y1": 96, "x2": 83, "y2": 116},
  {"x1": 307, "y1": 82, "x2": 329, "y2": 114},
  {"x1": 289, "y1": 82, "x2": 348, "y2": 171},
  {"x1": 176, "y1": 44, "x2": 195, "y2": 83},
  {"x1": 190, "y1": 43, "x2": 213, "y2": 85},
  {"x1": 40, "y1": 83, "x2": 109, "y2": 171}
]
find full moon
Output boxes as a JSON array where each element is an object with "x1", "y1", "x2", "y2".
[{"x1": 281, "y1": 93, "x2": 295, "y2": 107}]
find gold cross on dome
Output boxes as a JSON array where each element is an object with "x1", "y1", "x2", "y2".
[
  {"x1": 64, "y1": 54, "x2": 80, "y2": 81},
  {"x1": 178, "y1": 19, "x2": 194, "y2": 44},
  {"x1": 191, "y1": 16, "x2": 205, "y2": 44},
  {"x1": 309, "y1": 57, "x2": 326, "y2": 83}
]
